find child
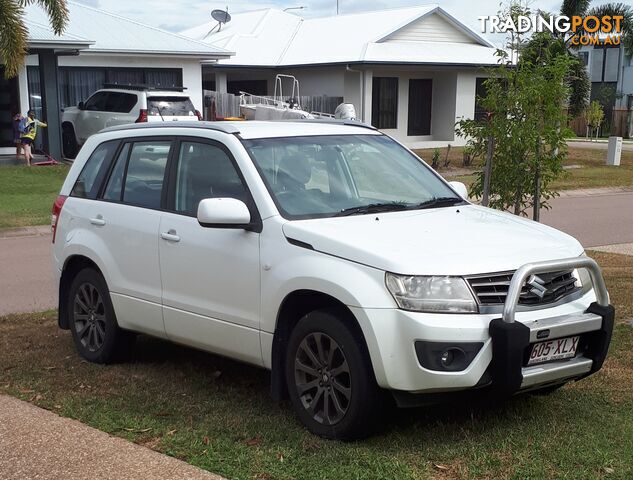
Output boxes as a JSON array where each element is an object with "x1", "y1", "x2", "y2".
[
  {"x1": 20, "y1": 110, "x2": 47, "y2": 166},
  {"x1": 13, "y1": 113, "x2": 24, "y2": 161}
]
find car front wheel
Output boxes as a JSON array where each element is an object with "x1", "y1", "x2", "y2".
[{"x1": 285, "y1": 308, "x2": 382, "y2": 439}]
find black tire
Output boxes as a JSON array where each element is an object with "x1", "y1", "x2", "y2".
[
  {"x1": 285, "y1": 308, "x2": 382, "y2": 440},
  {"x1": 67, "y1": 268, "x2": 134, "y2": 363},
  {"x1": 62, "y1": 124, "x2": 78, "y2": 159}
]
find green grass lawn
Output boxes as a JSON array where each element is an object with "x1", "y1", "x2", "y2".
[
  {"x1": 1, "y1": 252, "x2": 632, "y2": 479},
  {"x1": 414, "y1": 146, "x2": 633, "y2": 192},
  {"x1": 0, "y1": 165, "x2": 69, "y2": 229}
]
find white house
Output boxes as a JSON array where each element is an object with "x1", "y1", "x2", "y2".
[
  {"x1": 0, "y1": 1, "x2": 232, "y2": 158},
  {"x1": 183, "y1": 5, "x2": 500, "y2": 147}
]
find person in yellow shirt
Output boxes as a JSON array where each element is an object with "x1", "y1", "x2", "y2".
[{"x1": 20, "y1": 110, "x2": 47, "y2": 166}]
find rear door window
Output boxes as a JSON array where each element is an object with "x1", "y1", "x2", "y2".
[
  {"x1": 102, "y1": 140, "x2": 171, "y2": 210},
  {"x1": 103, "y1": 143, "x2": 130, "y2": 201},
  {"x1": 71, "y1": 140, "x2": 119, "y2": 199},
  {"x1": 123, "y1": 142, "x2": 171, "y2": 209},
  {"x1": 84, "y1": 92, "x2": 109, "y2": 111},
  {"x1": 105, "y1": 92, "x2": 138, "y2": 113},
  {"x1": 147, "y1": 96, "x2": 196, "y2": 118}
]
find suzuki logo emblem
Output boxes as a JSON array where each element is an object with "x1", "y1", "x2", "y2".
[{"x1": 527, "y1": 274, "x2": 549, "y2": 299}]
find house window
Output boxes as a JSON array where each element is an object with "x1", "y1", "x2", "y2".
[
  {"x1": 474, "y1": 77, "x2": 488, "y2": 122},
  {"x1": 26, "y1": 66, "x2": 43, "y2": 120},
  {"x1": 372, "y1": 77, "x2": 398, "y2": 129},
  {"x1": 28, "y1": 66, "x2": 184, "y2": 110},
  {"x1": 407, "y1": 79, "x2": 432, "y2": 136}
]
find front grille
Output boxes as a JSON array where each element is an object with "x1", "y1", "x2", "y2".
[{"x1": 466, "y1": 270, "x2": 579, "y2": 306}]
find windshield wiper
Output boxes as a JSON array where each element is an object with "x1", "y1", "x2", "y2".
[
  {"x1": 335, "y1": 202, "x2": 409, "y2": 217},
  {"x1": 411, "y1": 196, "x2": 465, "y2": 210}
]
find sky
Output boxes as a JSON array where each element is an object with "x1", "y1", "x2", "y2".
[{"x1": 73, "y1": 0, "x2": 617, "y2": 43}]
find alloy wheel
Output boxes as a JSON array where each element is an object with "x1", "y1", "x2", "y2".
[
  {"x1": 293, "y1": 332, "x2": 351, "y2": 425},
  {"x1": 73, "y1": 282, "x2": 106, "y2": 352}
]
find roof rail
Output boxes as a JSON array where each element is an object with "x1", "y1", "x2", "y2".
[
  {"x1": 279, "y1": 118, "x2": 377, "y2": 130},
  {"x1": 102, "y1": 83, "x2": 187, "y2": 92},
  {"x1": 100, "y1": 121, "x2": 241, "y2": 135}
]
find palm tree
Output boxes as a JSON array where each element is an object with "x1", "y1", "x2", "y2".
[{"x1": 1, "y1": 0, "x2": 69, "y2": 78}]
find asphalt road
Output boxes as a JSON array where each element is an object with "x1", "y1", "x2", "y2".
[
  {"x1": 0, "y1": 228, "x2": 56, "y2": 316},
  {"x1": 541, "y1": 191, "x2": 633, "y2": 247},
  {"x1": 1, "y1": 190, "x2": 632, "y2": 316}
]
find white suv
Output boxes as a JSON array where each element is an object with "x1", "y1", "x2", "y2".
[
  {"x1": 51, "y1": 121, "x2": 614, "y2": 439},
  {"x1": 61, "y1": 86, "x2": 201, "y2": 159}
]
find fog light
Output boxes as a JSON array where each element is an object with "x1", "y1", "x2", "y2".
[
  {"x1": 440, "y1": 349, "x2": 454, "y2": 367},
  {"x1": 415, "y1": 342, "x2": 482, "y2": 372}
]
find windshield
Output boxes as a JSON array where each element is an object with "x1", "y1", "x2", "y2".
[
  {"x1": 147, "y1": 96, "x2": 196, "y2": 117},
  {"x1": 243, "y1": 134, "x2": 463, "y2": 219}
]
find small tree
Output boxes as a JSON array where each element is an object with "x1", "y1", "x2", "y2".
[
  {"x1": 584, "y1": 101, "x2": 605, "y2": 140},
  {"x1": 456, "y1": 32, "x2": 572, "y2": 219}
]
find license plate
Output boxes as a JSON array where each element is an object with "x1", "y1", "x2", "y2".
[{"x1": 528, "y1": 336, "x2": 579, "y2": 365}]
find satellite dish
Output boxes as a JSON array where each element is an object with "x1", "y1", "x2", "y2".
[
  {"x1": 211, "y1": 9, "x2": 231, "y2": 24},
  {"x1": 204, "y1": 7, "x2": 231, "y2": 38}
]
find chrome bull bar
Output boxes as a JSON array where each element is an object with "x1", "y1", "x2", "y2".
[
  {"x1": 501, "y1": 256, "x2": 610, "y2": 324},
  {"x1": 488, "y1": 256, "x2": 614, "y2": 394}
]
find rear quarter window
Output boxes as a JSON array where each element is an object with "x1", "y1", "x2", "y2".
[
  {"x1": 147, "y1": 96, "x2": 196, "y2": 118},
  {"x1": 71, "y1": 140, "x2": 119, "y2": 199}
]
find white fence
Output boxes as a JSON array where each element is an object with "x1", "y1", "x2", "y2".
[{"x1": 203, "y1": 90, "x2": 344, "y2": 119}]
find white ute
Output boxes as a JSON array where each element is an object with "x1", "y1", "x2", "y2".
[{"x1": 51, "y1": 120, "x2": 614, "y2": 439}]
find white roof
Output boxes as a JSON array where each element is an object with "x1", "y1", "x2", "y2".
[
  {"x1": 24, "y1": 1, "x2": 232, "y2": 58},
  {"x1": 26, "y1": 19, "x2": 93, "y2": 49},
  {"x1": 181, "y1": 5, "x2": 498, "y2": 67}
]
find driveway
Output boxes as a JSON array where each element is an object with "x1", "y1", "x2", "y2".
[{"x1": 1, "y1": 189, "x2": 632, "y2": 316}]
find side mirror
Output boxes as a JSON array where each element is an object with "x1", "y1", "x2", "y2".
[
  {"x1": 197, "y1": 198, "x2": 251, "y2": 228},
  {"x1": 78, "y1": 101, "x2": 85, "y2": 110},
  {"x1": 448, "y1": 181, "x2": 468, "y2": 200}
]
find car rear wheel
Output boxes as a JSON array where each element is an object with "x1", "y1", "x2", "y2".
[
  {"x1": 285, "y1": 308, "x2": 382, "y2": 439},
  {"x1": 68, "y1": 268, "x2": 134, "y2": 363}
]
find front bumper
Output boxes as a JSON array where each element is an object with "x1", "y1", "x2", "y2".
[{"x1": 353, "y1": 257, "x2": 614, "y2": 397}]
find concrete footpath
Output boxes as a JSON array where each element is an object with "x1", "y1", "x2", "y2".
[{"x1": 0, "y1": 395, "x2": 224, "y2": 480}]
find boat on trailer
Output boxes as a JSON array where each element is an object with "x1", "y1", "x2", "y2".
[{"x1": 239, "y1": 74, "x2": 356, "y2": 121}]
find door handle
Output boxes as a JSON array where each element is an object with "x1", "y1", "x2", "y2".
[
  {"x1": 89, "y1": 216, "x2": 105, "y2": 226},
  {"x1": 160, "y1": 229, "x2": 180, "y2": 242}
]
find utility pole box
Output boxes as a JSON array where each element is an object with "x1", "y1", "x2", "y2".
[{"x1": 607, "y1": 136, "x2": 622, "y2": 166}]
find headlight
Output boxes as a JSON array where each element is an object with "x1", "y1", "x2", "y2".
[{"x1": 385, "y1": 273, "x2": 478, "y2": 313}]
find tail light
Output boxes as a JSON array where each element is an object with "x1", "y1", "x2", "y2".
[
  {"x1": 135, "y1": 109, "x2": 148, "y2": 123},
  {"x1": 195, "y1": 109, "x2": 203, "y2": 121},
  {"x1": 51, "y1": 195, "x2": 67, "y2": 244}
]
